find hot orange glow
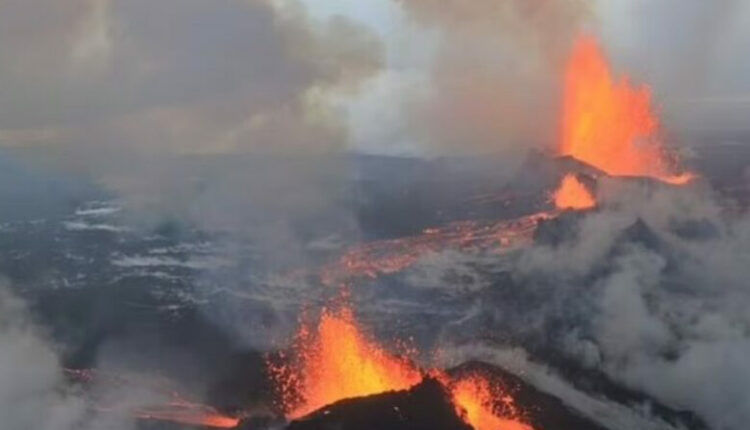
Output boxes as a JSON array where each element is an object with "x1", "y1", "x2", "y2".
[
  {"x1": 553, "y1": 174, "x2": 596, "y2": 210},
  {"x1": 320, "y1": 212, "x2": 552, "y2": 287},
  {"x1": 450, "y1": 374, "x2": 534, "y2": 430},
  {"x1": 271, "y1": 305, "x2": 423, "y2": 419},
  {"x1": 560, "y1": 35, "x2": 693, "y2": 184}
]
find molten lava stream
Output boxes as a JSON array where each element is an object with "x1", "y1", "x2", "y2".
[
  {"x1": 319, "y1": 212, "x2": 552, "y2": 287},
  {"x1": 553, "y1": 173, "x2": 596, "y2": 210},
  {"x1": 560, "y1": 35, "x2": 693, "y2": 185},
  {"x1": 270, "y1": 304, "x2": 423, "y2": 419}
]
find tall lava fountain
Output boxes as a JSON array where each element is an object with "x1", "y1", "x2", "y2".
[{"x1": 559, "y1": 35, "x2": 693, "y2": 184}]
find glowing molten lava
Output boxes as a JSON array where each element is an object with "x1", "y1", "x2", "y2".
[
  {"x1": 560, "y1": 35, "x2": 693, "y2": 184},
  {"x1": 553, "y1": 174, "x2": 595, "y2": 210},
  {"x1": 320, "y1": 212, "x2": 552, "y2": 287},
  {"x1": 271, "y1": 304, "x2": 423, "y2": 419},
  {"x1": 450, "y1": 374, "x2": 533, "y2": 430}
]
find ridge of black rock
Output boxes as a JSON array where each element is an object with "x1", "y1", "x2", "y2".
[{"x1": 283, "y1": 377, "x2": 472, "y2": 430}]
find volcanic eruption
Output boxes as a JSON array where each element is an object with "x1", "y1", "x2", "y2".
[
  {"x1": 263, "y1": 33, "x2": 704, "y2": 430},
  {"x1": 269, "y1": 300, "x2": 534, "y2": 430},
  {"x1": 268, "y1": 302, "x2": 423, "y2": 419},
  {"x1": 558, "y1": 35, "x2": 693, "y2": 184},
  {"x1": 2, "y1": 2, "x2": 746, "y2": 430},
  {"x1": 553, "y1": 173, "x2": 596, "y2": 210}
]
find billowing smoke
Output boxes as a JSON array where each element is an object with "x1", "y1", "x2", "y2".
[
  {"x1": 0, "y1": 0, "x2": 385, "y2": 418},
  {"x1": 1, "y1": 1, "x2": 750, "y2": 429},
  {"x1": 414, "y1": 179, "x2": 750, "y2": 430},
  {"x1": 0, "y1": 282, "x2": 136, "y2": 430},
  {"x1": 0, "y1": 0, "x2": 382, "y2": 235},
  {"x1": 393, "y1": 0, "x2": 590, "y2": 156},
  {"x1": 352, "y1": 0, "x2": 750, "y2": 155}
]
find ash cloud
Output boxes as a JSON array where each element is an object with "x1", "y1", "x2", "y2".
[
  {"x1": 0, "y1": 0, "x2": 384, "y2": 277},
  {"x1": 393, "y1": 0, "x2": 591, "y2": 156},
  {"x1": 361, "y1": 0, "x2": 750, "y2": 156},
  {"x1": 0, "y1": 0, "x2": 382, "y2": 229},
  {"x1": 0, "y1": 0, "x2": 384, "y2": 387}
]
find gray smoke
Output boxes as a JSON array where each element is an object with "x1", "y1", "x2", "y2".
[
  {"x1": 0, "y1": 0, "x2": 382, "y2": 237},
  {"x1": 422, "y1": 179, "x2": 750, "y2": 430},
  {"x1": 0, "y1": 282, "x2": 137, "y2": 430}
]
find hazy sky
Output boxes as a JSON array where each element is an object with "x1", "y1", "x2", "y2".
[
  {"x1": 0, "y1": 0, "x2": 748, "y2": 158},
  {"x1": 302, "y1": 0, "x2": 750, "y2": 153}
]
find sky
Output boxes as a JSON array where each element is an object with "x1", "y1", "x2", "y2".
[{"x1": 301, "y1": 0, "x2": 750, "y2": 153}]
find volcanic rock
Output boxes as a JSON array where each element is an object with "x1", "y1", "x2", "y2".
[
  {"x1": 275, "y1": 362, "x2": 610, "y2": 430},
  {"x1": 285, "y1": 377, "x2": 472, "y2": 430}
]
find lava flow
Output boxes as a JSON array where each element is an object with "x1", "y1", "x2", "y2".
[
  {"x1": 553, "y1": 173, "x2": 596, "y2": 210},
  {"x1": 560, "y1": 35, "x2": 693, "y2": 184},
  {"x1": 270, "y1": 302, "x2": 534, "y2": 430},
  {"x1": 320, "y1": 212, "x2": 552, "y2": 287}
]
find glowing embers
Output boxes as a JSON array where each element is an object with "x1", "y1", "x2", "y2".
[
  {"x1": 560, "y1": 35, "x2": 693, "y2": 185},
  {"x1": 553, "y1": 174, "x2": 596, "y2": 210},
  {"x1": 270, "y1": 304, "x2": 423, "y2": 419},
  {"x1": 270, "y1": 302, "x2": 535, "y2": 430},
  {"x1": 449, "y1": 373, "x2": 533, "y2": 430}
]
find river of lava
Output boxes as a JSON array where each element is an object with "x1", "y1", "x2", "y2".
[
  {"x1": 560, "y1": 35, "x2": 693, "y2": 185},
  {"x1": 450, "y1": 374, "x2": 533, "y2": 430},
  {"x1": 553, "y1": 173, "x2": 596, "y2": 210},
  {"x1": 269, "y1": 304, "x2": 423, "y2": 419},
  {"x1": 320, "y1": 212, "x2": 552, "y2": 287}
]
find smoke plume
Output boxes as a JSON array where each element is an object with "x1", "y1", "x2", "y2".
[{"x1": 0, "y1": 282, "x2": 135, "y2": 430}]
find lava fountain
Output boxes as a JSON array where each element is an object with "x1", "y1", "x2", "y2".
[
  {"x1": 553, "y1": 174, "x2": 596, "y2": 210},
  {"x1": 270, "y1": 303, "x2": 535, "y2": 430},
  {"x1": 559, "y1": 35, "x2": 693, "y2": 185},
  {"x1": 269, "y1": 304, "x2": 423, "y2": 419}
]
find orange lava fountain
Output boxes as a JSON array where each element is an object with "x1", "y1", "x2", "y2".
[
  {"x1": 450, "y1": 374, "x2": 534, "y2": 430},
  {"x1": 270, "y1": 304, "x2": 423, "y2": 419},
  {"x1": 270, "y1": 303, "x2": 536, "y2": 429},
  {"x1": 553, "y1": 174, "x2": 596, "y2": 210},
  {"x1": 560, "y1": 35, "x2": 693, "y2": 185}
]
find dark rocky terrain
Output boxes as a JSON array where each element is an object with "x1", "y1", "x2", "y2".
[{"x1": 1, "y1": 145, "x2": 746, "y2": 430}]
